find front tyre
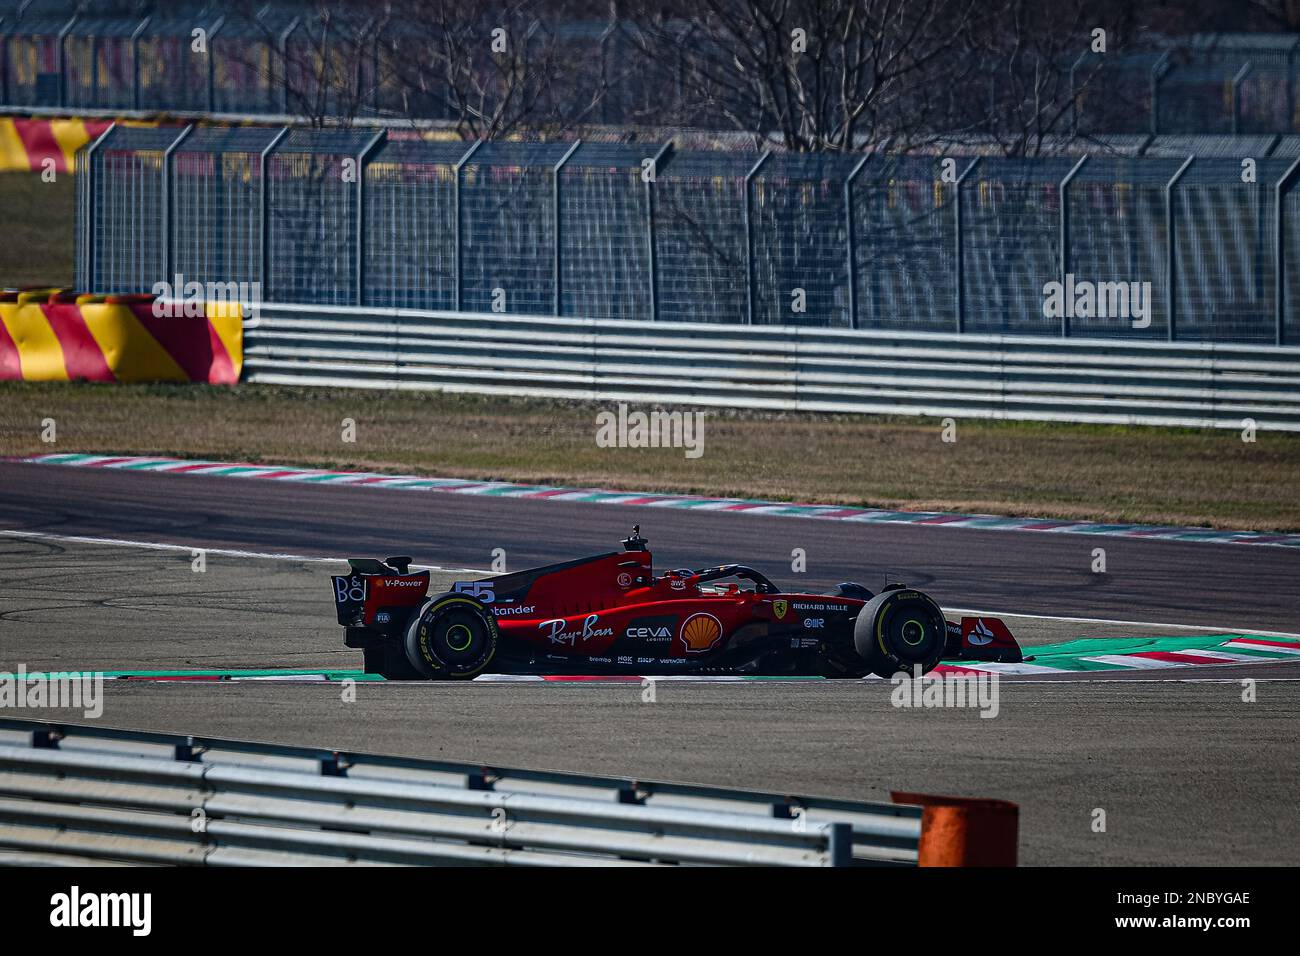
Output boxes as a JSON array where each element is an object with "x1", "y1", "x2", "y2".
[
  {"x1": 404, "y1": 593, "x2": 499, "y2": 680},
  {"x1": 853, "y1": 588, "x2": 947, "y2": 679}
]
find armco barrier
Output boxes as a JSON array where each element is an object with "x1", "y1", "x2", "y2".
[
  {"x1": 243, "y1": 303, "x2": 1300, "y2": 431},
  {"x1": 0, "y1": 719, "x2": 943, "y2": 867},
  {"x1": 0, "y1": 291, "x2": 241, "y2": 384}
]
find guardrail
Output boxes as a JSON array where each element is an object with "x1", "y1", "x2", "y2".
[
  {"x1": 243, "y1": 303, "x2": 1300, "y2": 431},
  {"x1": 0, "y1": 719, "x2": 924, "y2": 867}
]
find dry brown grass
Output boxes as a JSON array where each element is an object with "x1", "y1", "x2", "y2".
[
  {"x1": 0, "y1": 172, "x2": 76, "y2": 288},
  {"x1": 3, "y1": 382, "x2": 1299, "y2": 531}
]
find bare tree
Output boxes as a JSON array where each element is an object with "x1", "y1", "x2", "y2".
[
  {"x1": 212, "y1": 0, "x2": 387, "y2": 127},
  {"x1": 377, "y1": 0, "x2": 621, "y2": 138},
  {"x1": 280, "y1": 6, "x2": 391, "y2": 128},
  {"x1": 616, "y1": 0, "x2": 993, "y2": 151},
  {"x1": 1243, "y1": 0, "x2": 1300, "y2": 29},
  {"x1": 203, "y1": 0, "x2": 1276, "y2": 142},
  {"x1": 951, "y1": 0, "x2": 1145, "y2": 156}
]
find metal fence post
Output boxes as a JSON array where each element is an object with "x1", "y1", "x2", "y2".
[
  {"x1": 278, "y1": 18, "x2": 300, "y2": 115},
  {"x1": 552, "y1": 140, "x2": 581, "y2": 316},
  {"x1": 354, "y1": 129, "x2": 386, "y2": 306},
  {"x1": 130, "y1": 15, "x2": 151, "y2": 111},
  {"x1": 1288, "y1": 41, "x2": 1299, "y2": 134},
  {"x1": 645, "y1": 142, "x2": 674, "y2": 322},
  {"x1": 89, "y1": 34, "x2": 98, "y2": 107},
  {"x1": 1058, "y1": 155, "x2": 1089, "y2": 338},
  {"x1": 206, "y1": 16, "x2": 226, "y2": 114},
  {"x1": 161, "y1": 125, "x2": 194, "y2": 288},
  {"x1": 844, "y1": 152, "x2": 872, "y2": 330},
  {"x1": 1274, "y1": 156, "x2": 1300, "y2": 345},
  {"x1": 743, "y1": 151, "x2": 772, "y2": 325},
  {"x1": 81, "y1": 122, "x2": 115, "y2": 292},
  {"x1": 1150, "y1": 51, "x2": 1171, "y2": 136},
  {"x1": 1232, "y1": 61, "x2": 1252, "y2": 135},
  {"x1": 1165, "y1": 154, "x2": 1195, "y2": 342},
  {"x1": 1068, "y1": 51, "x2": 1089, "y2": 136},
  {"x1": 1, "y1": 18, "x2": 8, "y2": 106},
  {"x1": 258, "y1": 126, "x2": 290, "y2": 302},
  {"x1": 452, "y1": 140, "x2": 482, "y2": 311},
  {"x1": 953, "y1": 157, "x2": 979, "y2": 334},
  {"x1": 352, "y1": 17, "x2": 375, "y2": 116},
  {"x1": 1255, "y1": 146, "x2": 1269, "y2": 307},
  {"x1": 370, "y1": 33, "x2": 381, "y2": 113},
  {"x1": 56, "y1": 14, "x2": 77, "y2": 110}
]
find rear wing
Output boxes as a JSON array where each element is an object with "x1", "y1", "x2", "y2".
[{"x1": 332, "y1": 557, "x2": 428, "y2": 632}]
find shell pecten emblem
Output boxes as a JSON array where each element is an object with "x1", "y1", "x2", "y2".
[{"x1": 679, "y1": 612, "x2": 724, "y2": 654}]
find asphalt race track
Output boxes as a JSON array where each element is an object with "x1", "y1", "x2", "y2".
[
  {"x1": 1, "y1": 459, "x2": 1298, "y2": 865},
  {"x1": 3, "y1": 460, "x2": 1299, "y2": 630}
]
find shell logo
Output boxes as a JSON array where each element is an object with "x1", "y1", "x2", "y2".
[{"x1": 679, "y1": 613, "x2": 723, "y2": 654}]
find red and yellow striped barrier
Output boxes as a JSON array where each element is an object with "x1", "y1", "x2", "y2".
[
  {"x1": 0, "y1": 291, "x2": 241, "y2": 384},
  {"x1": 0, "y1": 117, "x2": 160, "y2": 173}
]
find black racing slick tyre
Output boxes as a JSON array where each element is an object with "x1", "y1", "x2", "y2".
[
  {"x1": 853, "y1": 588, "x2": 948, "y2": 679},
  {"x1": 403, "y1": 593, "x2": 499, "y2": 680}
]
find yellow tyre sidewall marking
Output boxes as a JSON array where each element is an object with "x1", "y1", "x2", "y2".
[{"x1": 419, "y1": 595, "x2": 498, "y2": 677}]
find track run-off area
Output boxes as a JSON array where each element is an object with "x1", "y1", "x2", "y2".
[{"x1": 0, "y1": 456, "x2": 1297, "y2": 864}]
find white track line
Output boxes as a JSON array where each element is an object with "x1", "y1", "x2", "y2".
[
  {"x1": 1081, "y1": 654, "x2": 1195, "y2": 669},
  {"x1": 0, "y1": 529, "x2": 491, "y2": 575},
  {"x1": 1175, "y1": 649, "x2": 1275, "y2": 663},
  {"x1": 3, "y1": 528, "x2": 1296, "y2": 638},
  {"x1": 936, "y1": 662, "x2": 1071, "y2": 675},
  {"x1": 1225, "y1": 640, "x2": 1300, "y2": 655}
]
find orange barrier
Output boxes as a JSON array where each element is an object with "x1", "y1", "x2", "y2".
[
  {"x1": 892, "y1": 791, "x2": 1019, "y2": 866},
  {"x1": 0, "y1": 116, "x2": 160, "y2": 173},
  {"x1": 0, "y1": 290, "x2": 241, "y2": 384}
]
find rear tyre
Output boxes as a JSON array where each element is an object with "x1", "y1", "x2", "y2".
[
  {"x1": 403, "y1": 593, "x2": 499, "y2": 680},
  {"x1": 853, "y1": 588, "x2": 947, "y2": 679}
]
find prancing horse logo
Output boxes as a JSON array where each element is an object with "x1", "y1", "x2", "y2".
[{"x1": 773, "y1": 600, "x2": 788, "y2": 620}]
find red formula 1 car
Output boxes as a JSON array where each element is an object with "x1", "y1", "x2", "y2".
[{"x1": 331, "y1": 527, "x2": 1023, "y2": 680}]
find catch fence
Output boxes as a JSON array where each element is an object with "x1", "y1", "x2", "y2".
[{"x1": 77, "y1": 125, "x2": 1300, "y2": 345}]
